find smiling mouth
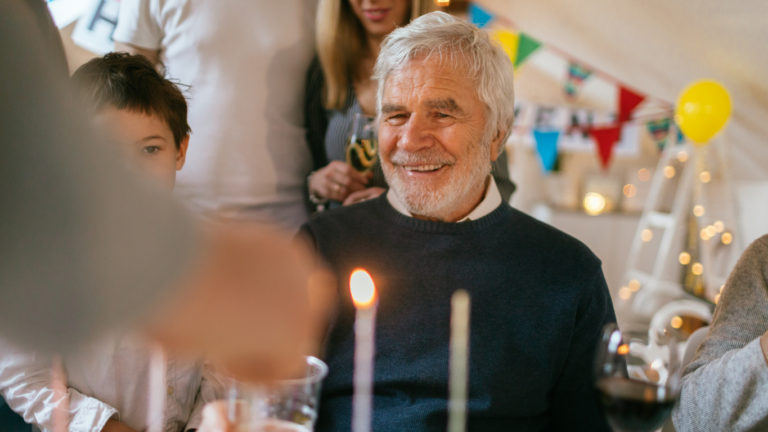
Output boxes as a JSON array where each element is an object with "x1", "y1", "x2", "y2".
[
  {"x1": 363, "y1": 8, "x2": 390, "y2": 21},
  {"x1": 402, "y1": 164, "x2": 445, "y2": 173}
]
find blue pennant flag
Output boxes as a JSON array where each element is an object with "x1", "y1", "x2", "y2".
[
  {"x1": 469, "y1": 3, "x2": 494, "y2": 28},
  {"x1": 533, "y1": 129, "x2": 560, "y2": 172}
]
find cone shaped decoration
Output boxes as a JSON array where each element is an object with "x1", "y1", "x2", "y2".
[
  {"x1": 514, "y1": 33, "x2": 542, "y2": 68},
  {"x1": 533, "y1": 129, "x2": 560, "y2": 172},
  {"x1": 589, "y1": 126, "x2": 622, "y2": 170},
  {"x1": 468, "y1": 3, "x2": 494, "y2": 28},
  {"x1": 618, "y1": 86, "x2": 646, "y2": 123},
  {"x1": 492, "y1": 30, "x2": 519, "y2": 64}
]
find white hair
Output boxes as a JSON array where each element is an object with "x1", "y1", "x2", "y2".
[{"x1": 373, "y1": 11, "x2": 515, "y2": 147}]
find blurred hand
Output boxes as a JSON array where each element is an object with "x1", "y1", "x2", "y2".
[
  {"x1": 343, "y1": 187, "x2": 386, "y2": 206},
  {"x1": 197, "y1": 401, "x2": 235, "y2": 432},
  {"x1": 308, "y1": 161, "x2": 370, "y2": 202},
  {"x1": 147, "y1": 222, "x2": 336, "y2": 383},
  {"x1": 102, "y1": 419, "x2": 139, "y2": 432}
]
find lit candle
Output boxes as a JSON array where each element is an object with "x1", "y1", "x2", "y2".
[
  {"x1": 447, "y1": 290, "x2": 471, "y2": 432},
  {"x1": 350, "y1": 268, "x2": 377, "y2": 432}
]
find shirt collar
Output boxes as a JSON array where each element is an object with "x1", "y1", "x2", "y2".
[{"x1": 386, "y1": 176, "x2": 502, "y2": 222}]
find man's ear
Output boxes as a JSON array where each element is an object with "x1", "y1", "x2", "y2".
[
  {"x1": 489, "y1": 129, "x2": 506, "y2": 162},
  {"x1": 176, "y1": 134, "x2": 190, "y2": 171}
]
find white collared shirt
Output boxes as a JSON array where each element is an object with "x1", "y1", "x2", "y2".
[{"x1": 386, "y1": 176, "x2": 502, "y2": 222}]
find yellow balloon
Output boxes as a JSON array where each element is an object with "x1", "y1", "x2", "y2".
[{"x1": 675, "y1": 80, "x2": 732, "y2": 145}]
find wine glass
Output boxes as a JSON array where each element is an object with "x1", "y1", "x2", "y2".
[
  {"x1": 345, "y1": 112, "x2": 378, "y2": 174},
  {"x1": 595, "y1": 323, "x2": 680, "y2": 432}
]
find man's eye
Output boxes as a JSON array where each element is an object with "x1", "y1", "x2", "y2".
[
  {"x1": 143, "y1": 145, "x2": 160, "y2": 154},
  {"x1": 434, "y1": 112, "x2": 451, "y2": 119},
  {"x1": 386, "y1": 114, "x2": 408, "y2": 124}
]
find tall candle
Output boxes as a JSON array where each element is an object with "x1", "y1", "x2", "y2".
[
  {"x1": 350, "y1": 268, "x2": 377, "y2": 432},
  {"x1": 147, "y1": 344, "x2": 166, "y2": 432},
  {"x1": 447, "y1": 290, "x2": 471, "y2": 432}
]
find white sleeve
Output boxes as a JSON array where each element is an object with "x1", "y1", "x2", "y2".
[
  {"x1": 114, "y1": 0, "x2": 163, "y2": 50},
  {"x1": 0, "y1": 342, "x2": 118, "y2": 432}
]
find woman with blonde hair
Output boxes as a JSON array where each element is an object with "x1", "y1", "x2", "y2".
[{"x1": 304, "y1": 0, "x2": 515, "y2": 210}]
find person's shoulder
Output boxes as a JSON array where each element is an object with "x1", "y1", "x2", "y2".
[{"x1": 504, "y1": 206, "x2": 601, "y2": 267}]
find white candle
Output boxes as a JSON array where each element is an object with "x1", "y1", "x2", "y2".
[
  {"x1": 447, "y1": 290, "x2": 471, "y2": 432},
  {"x1": 147, "y1": 344, "x2": 166, "y2": 432},
  {"x1": 350, "y1": 268, "x2": 377, "y2": 432}
]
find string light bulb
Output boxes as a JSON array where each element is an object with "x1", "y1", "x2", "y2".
[
  {"x1": 641, "y1": 229, "x2": 653, "y2": 242},
  {"x1": 637, "y1": 168, "x2": 651, "y2": 182},
  {"x1": 677, "y1": 151, "x2": 689, "y2": 163},
  {"x1": 623, "y1": 184, "x2": 637, "y2": 198},
  {"x1": 663, "y1": 166, "x2": 676, "y2": 178},
  {"x1": 692, "y1": 262, "x2": 703, "y2": 275},
  {"x1": 722, "y1": 232, "x2": 733, "y2": 245},
  {"x1": 693, "y1": 205, "x2": 705, "y2": 217},
  {"x1": 583, "y1": 192, "x2": 607, "y2": 216},
  {"x1": 679, "y1": 252, "x2": 691, "y2": 265},
  {"x1": 435, "y1": 0, "x2": 450, "y2": 5},
  {"x1": 699, "y1": 171, "x2": 711, "y2": 183}
]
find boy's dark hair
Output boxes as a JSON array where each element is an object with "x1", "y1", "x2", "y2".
[{"x1": 71, "y1": 52, "x2": 191, "y2": 148}]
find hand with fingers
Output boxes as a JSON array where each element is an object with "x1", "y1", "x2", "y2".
[
  {"x1": 308, "y1": 161, "x2": 371, "y2": 204},
  {"x1": 343, "y1": 187, "x2": 386, "y2": 206}
]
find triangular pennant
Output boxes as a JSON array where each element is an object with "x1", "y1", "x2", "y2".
[
  {"x1": 618, "y1": 86, "x2": 646, "y2": 123},
  {"x1": 514, "y1": 32, "x2": 542, "y2": 68},
  {"x1": 468, "y1": 3, "x2": 494, "y2": 29},
  {"x1": 492, "y1": 30, "x2": 519, "y2": 64},
  {"x1": 646, "y1": 118, "x2": 671, "y2": 152},
  {"x1": 589, "y1": 125, "x2": 622, "y2": 169},
  {"x1": 564, "y1": 62, "x2": 592, "y2": 98},
  {"x1": 533, "y1": 129, "x2": 560, "y2": 172}
]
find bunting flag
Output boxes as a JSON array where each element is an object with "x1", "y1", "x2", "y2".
[
  {"x1": 589, "y1": 125, "x2": 622, "y2": 169},
  {"x1": 492, "y1": 30, "x2": 519, "y2": 64},
  {"x1": 514, "y1": 33, "x2": 542, "y2": 68},
  {"x1": 468, "y1": 3, "x2": 494, "y2": 28},
  {"x1": 533, "y1": 129, "x2": 560, "y2": 172},
  {"x1": 646, "y1": 118, "x2": 671, "y2": 152},
  {"x1": 564, "y1": 62, "x2": 592, "y2": 98},
  {"x1": 677, "y1": 129, "x2": 685, "y2": 144},
  {"x1": 618, "y1": 86, "x2": 646, "y2": 123}
]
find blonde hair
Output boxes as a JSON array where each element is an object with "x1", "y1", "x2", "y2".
[{"x1": 316, "y1": 0, "x2": 434, "y2": 110}]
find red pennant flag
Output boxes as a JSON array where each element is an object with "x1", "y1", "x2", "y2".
[
  {"x1": 590, "y1": 125, "x2": 622, "y2": 169},
  {"x1": 618, "y1": 86, "x2": 646, "y2": 123}
]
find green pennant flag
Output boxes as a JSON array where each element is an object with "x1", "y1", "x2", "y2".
[{"x1": 514, "y1": 33, "x2": 542, "y2": 68}]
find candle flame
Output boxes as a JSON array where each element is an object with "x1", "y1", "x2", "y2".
[{"x1": 350, "y1": 268, "x2": 376, "y2": 308}]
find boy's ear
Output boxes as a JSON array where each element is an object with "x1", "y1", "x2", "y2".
[{"x1": 176, "y1": 134, "x2": 189, "y2": 171}]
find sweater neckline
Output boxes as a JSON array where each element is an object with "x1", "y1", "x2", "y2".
[{"x1": 372, "y1": 195, "x2": 511, "y2": 233}]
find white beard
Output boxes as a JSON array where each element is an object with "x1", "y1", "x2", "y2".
[{"x1": 383, "y1": 142, "x2": 491, "y2": 220}]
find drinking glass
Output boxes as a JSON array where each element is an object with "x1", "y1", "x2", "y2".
[
  {"x1": 229, "y1": 356, "x2": 328, "y2": 431},
  {"x1": 595, "y1": 323, "x2": 680, "y2": 432},
  {"x1": 345, "y1": 113, "x2": 378, "y2": 173}
]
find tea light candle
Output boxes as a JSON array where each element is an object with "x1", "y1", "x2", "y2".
[
  {"x1": 350, "y1": 268, "x2": 377, "y2": 432},
  {"x1": 448, "y1": 290, "x2": 470, "y2": 432}
]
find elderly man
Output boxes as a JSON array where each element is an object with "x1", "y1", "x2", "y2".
[{"x1": 300, "y1": 12, "x2": 615, "y2": 431}]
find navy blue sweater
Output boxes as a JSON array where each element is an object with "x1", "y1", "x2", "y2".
[{"x1": 301, "y1": 196, "x2": 614, "y2": 431}]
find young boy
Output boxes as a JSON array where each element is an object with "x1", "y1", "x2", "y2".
[{"x1": 0, "y1": 53, "x2": 210, "y2": 432}]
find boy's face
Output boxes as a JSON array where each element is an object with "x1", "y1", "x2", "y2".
[{"x1": 93, "y1": 106, "x2": 188, "y2": 188}]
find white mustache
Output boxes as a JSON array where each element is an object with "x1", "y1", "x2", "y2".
[{"x1": 388, "y1": 150, "x2": 455, "y2": 166}]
